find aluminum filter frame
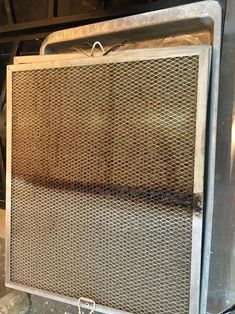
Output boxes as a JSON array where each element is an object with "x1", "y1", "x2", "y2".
[{"x1": 6, "y1": 46, "x2": 211, "y2": 314}]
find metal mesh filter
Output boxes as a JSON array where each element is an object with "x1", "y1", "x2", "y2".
[{"x1": 9, "y1": 53, "x2": 201, "y2": 313}]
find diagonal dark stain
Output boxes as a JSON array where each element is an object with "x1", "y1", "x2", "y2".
[{"x1": 13, "y1": 173, "x2": 202, "y2": 213}]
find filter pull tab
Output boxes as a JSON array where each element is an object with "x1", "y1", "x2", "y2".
[
  {"x1": 90, "y1": 41, "x2": 105, "y2": 57},
  {"x1": 78, "y1": 297, "x2": 96, "y2": 314}
]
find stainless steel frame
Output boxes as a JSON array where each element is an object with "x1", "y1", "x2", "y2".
[
  {"x1": 39, "y1": 5, "x2": 222, "y2": 311},
  {"x1": 6, "y1": 45, "x2": 211, "y2": 314}
]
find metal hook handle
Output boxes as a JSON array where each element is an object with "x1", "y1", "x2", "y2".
[
  {"x1": 78, "y1": 297, "x2": 95, "y2": 314},
  {"x1": 90, "y1": 41, "x2": 105, "y2": 57}
]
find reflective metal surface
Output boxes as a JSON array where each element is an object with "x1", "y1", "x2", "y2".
[
  {"x1": 40, "y1": 1, "x2": 220, "y2": 56},
  {"x1": 5, "y1": 2, "x2": 222, "y2": 313},
  {"x1": 206, "y1": 0, "x2": 235, "y2": 313}
]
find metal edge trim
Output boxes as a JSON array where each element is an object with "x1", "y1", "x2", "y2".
[
  {"x1": 5, "y1": 282, "x2": 132, "y2": 314},
  {"x1": 5, "y1": 66, "x2": 12, "y2": 284},
  {"x1": 9, "y1": 45, "x2": 210, "y2": 72},
  {"x1": 13, "y1": 53, "x2": 89, "y2": 65},
  {"x1": 14, "y1": 45, "x2": 208, "y2": 65},
  {"x1": 200, "y1": 3, "x2": 222, "y2": 314},
  {"x1": 190, "y1": 46, "x2": 212, "y2": 314}
]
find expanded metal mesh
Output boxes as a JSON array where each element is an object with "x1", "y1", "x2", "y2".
[{"x1": 10, "y1": 55, "x2": 199, "y2": 314}]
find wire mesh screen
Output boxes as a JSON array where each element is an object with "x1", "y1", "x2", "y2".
[{"x1": 10, "y1": 54, "x2": 200, "y2": 313}]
